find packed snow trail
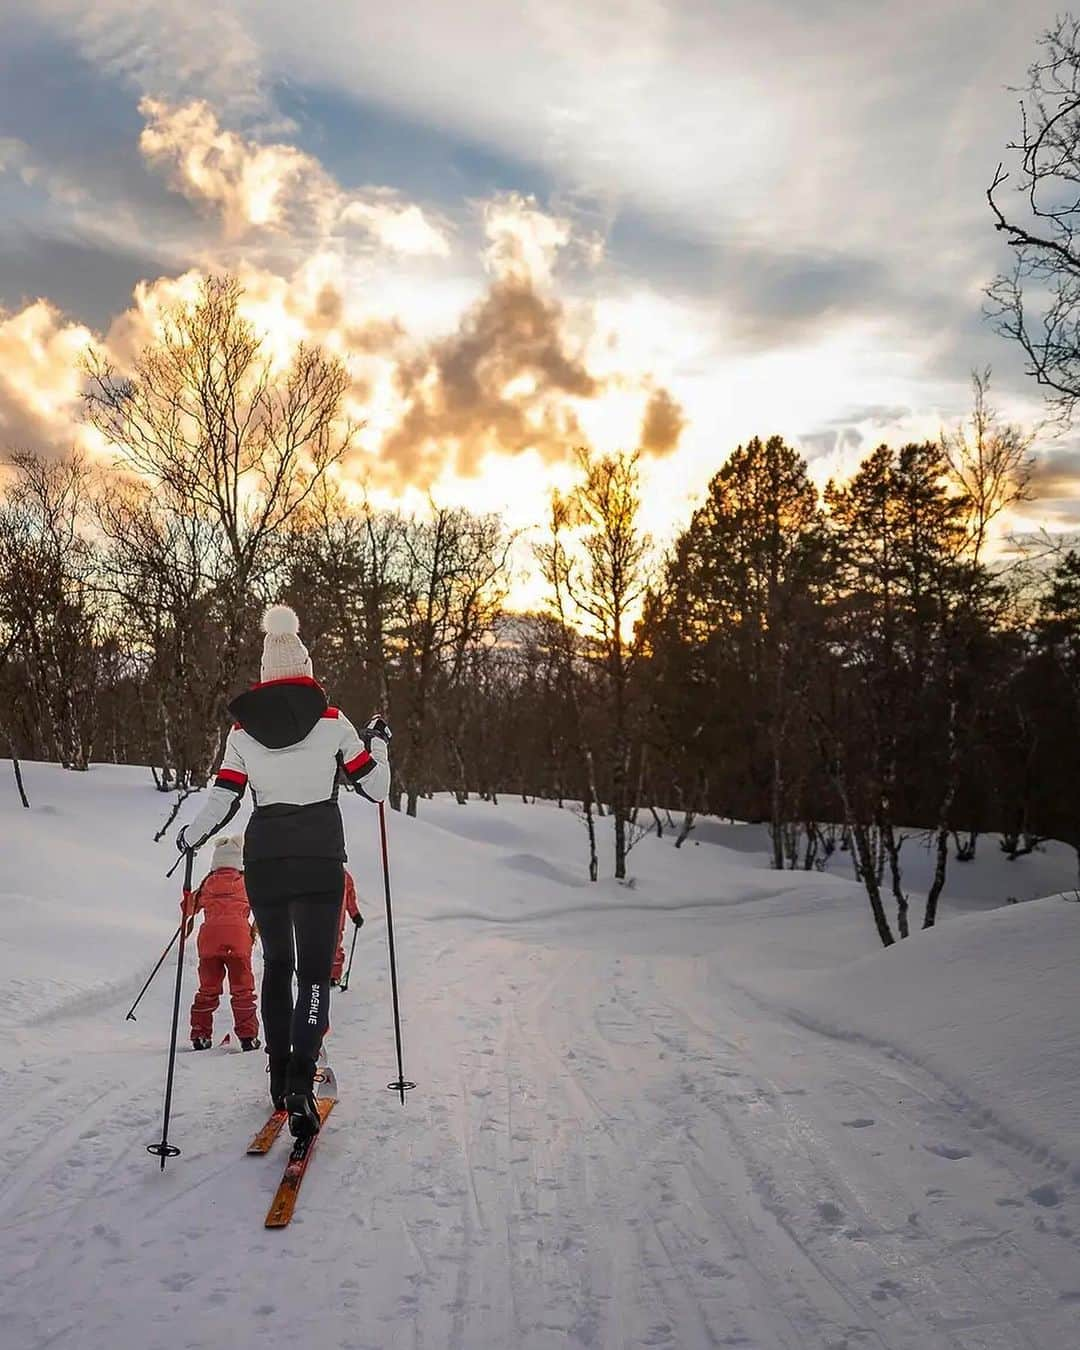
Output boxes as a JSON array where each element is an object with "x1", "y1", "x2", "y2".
[{"x1": 2, "y1": 766, "x2": 1080, "y2": 1349}]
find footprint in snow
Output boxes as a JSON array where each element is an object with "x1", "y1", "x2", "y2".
[
  {"x1": 842, "y1": 1118, "x2": 875, "y2": 1129},
  {"x1": 1028, "y1": 1184, "x2": 1062, "y2": 1208},
  {"x1": 924, "y1": 1143, "x2": 971, "y2": 1161},
  {"x1": 818, "y1": 1201, "x2": 843, "y2": 1225}
]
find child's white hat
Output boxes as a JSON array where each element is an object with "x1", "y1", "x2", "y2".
[{"x1": 211, "y1": 835, "x2": 243, "y2": 871}]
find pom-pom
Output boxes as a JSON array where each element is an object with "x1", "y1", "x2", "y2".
[{"x1": 262, "y1": 603, "x2": 300, "y2": 637}]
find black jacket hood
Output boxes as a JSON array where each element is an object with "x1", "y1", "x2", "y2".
[{"x1": 228, "y1": 677, "x2": 328, "y2": 749}]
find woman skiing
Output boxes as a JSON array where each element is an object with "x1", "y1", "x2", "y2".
[
  {"x1": 177, "y1": 604, "x2": 390, "y2": 1138},
  {"x1": 184, "y1": 834, "x2": 259, "y2": 1051}
]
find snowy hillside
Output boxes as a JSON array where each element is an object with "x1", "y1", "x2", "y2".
[{"x1": 2, "y1": 762, "x2": 1080, "y2": 1349}]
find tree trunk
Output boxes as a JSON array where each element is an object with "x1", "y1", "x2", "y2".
[
  {"x1": 923, "y1": 695, "x2": 959, "y2": 929},
  {"x1": 675, "y1": 809, "x2": 696, "y2": 848},
  {"x1": 821, "y1": 737, "x2": 896, "y2": 947},
  {"x1": 923, "y1": 827, "x2": 950, "y2": 929},
  {"x1": 581, "y1": 788, "x2": 599, "y2": 882},
  {"x1": 769, "y1": 722, "x2": 785, "y2": 869},
  {"x1": 851, "y1": 822, "x2": 897, "y2": 947},
  {"x1": 582, "y1": 743, "x2": 602, "y2": 821},
  {"x1": 446, "y1": 731, "x2": 468, "y2": 806},
  {"x1": 768, "y1": 819, "x2": 785, "y2": 870},
  {"x1": 882, "y1": 822, "x2": 909, "y2": 939},
  {"x1": 802, "y1": 823, "x2": 818, "y2": 870},
  {"x1": 11, "y1": 752, "x2": 30, "y2": 808}
]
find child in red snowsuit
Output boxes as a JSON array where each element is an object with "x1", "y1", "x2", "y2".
[
  {"x1": 330, "y1": 869, "x2": 363, "y2": 987},
  {"x1": 184, "y1": 836, "x2": 260, "y2": 1050}
]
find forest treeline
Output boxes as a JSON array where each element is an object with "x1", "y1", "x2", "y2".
[{"x1": 1, "y1": 277, "x2": 1079, "y2": 946}]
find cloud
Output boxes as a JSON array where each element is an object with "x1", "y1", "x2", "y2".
[
  {"x1": 0, "y1": 191, "x2": 668, "y2": 496},
  {"x1": 0, "y1": 300, "x2": 99, "y2": 456},
  {"x1": 1028, "y1": 448, "x2": 1080, "y2": 500},
  {"x1": 639, "y1": 385, "x2": 685, "y2": 456},
  {"x1": 138, "y1": 97, "x2": 451, "y2": 257},
  {"x1": 340, "y1": 196, "x2": 450, "y2": 257},
  {"x1": 0, "y1": 90, "x2": 735, "y2": 510},
  {"x1": 0, "y1": 137, "x2": 33, "y2": 179},
  {"x1": 138, "y1": 97, "x2": 330, "y2": 240},
  {"x1": 800, "y1": 425, "x2": 865, "y2": 459},
  {"x1": 385, "y1": 277, "x2": 597, "y2": 483},
  {"x1": 377, "y1": 194, "x2": 678, "y2": 483},
  {"x1": 482, "y1": 194, "x2": 573, "y2": 286},
  {"x1": 800, "y1": 402, "x2": 912, "y2": 460},
  {"x1": 23, "y1": 0, "x2": 275, "y2": 126}
]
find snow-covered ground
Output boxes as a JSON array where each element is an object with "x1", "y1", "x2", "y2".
[{"x1": 2, "y1": 762, "x2": 1080, "y2": 1350}]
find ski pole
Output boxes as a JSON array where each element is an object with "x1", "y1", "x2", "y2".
[
  {"x1": 377, "y1": 801, "x2": 415, "y2": 1104},
  {"x1": 125, "y1": 922, "x2": 183, "y2": 1021},
  {"x1": 339, "y1": 911, "x2": 361, "y2": 993},
  {"x1": 147, "y1": 848, "x2": 195, "y2": 1170}
]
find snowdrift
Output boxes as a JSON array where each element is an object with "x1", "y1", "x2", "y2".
[
  {"x1": 4, "y1": 761, "x2": 1080, "y2": 1349},
  {"x1": 784, "y1": 896, "x2": 1080, "y2": 1171}
]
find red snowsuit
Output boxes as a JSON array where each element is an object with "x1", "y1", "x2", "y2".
[
  {"x1": 330, "y1": 870, "x2": 361, "y2": 983},
  {"x1": 184, "y1": 867, "x2": 258, "y2": 1041}
]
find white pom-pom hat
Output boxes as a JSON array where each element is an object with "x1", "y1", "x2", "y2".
[
  {"x1": 260, "y1": 603, "x2": 313, "y2": 683},
  {"x1": 210, "y1": 835, "x2": 244, "y2": 872}
]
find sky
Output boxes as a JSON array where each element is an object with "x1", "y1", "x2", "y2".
[{"x1": 0, "y1": 0, "x2": 1076, "y2": 599}]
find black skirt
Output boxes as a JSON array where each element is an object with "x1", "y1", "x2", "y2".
[{"x1": 244, "y1": 798, "x2": 346, "y2": 864}]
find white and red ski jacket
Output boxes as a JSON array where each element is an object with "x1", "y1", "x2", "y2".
[{"x1": 185, "y1": 677, "x2": 389, "y2": 862}]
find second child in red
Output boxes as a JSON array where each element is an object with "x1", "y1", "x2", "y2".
[{"x1": 330, "y1": 870, "x2": 363, "y2": 986}]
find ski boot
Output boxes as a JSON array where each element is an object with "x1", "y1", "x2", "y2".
[
  {"x1": 240, "y1": 1036, "x2": 261, "y2": 1052},
  {"x1": 285, "y1": 1054, "x2": 321, "y2": 1139},
  {"x1": 191, "y1": 1036, "x2": 212, "y2": 1051},
  {"x1": 267, "y1": 1055, "x2": 288, "y2": 1110}
]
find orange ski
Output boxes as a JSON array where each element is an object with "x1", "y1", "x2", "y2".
[
  {"x1": 246, "y1": 1109, "x2": 288, "y2": 1155},
  {"x1": 264, "y1": 1097, "x2": 335, "y2": 1228}
]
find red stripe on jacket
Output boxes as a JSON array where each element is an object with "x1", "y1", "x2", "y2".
[
  {"x1": 216, "y1": 768, "x2": 248, "y2": 788},
  {"x1": 344, "y1": 749, "x2": 372, "y2": 775}
]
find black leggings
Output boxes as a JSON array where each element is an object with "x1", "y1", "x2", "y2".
[{"x1": 249, "y1": 892, "x2": 341, "y2": 1065}]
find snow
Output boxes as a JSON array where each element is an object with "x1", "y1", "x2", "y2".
[{"x1": 3, "y1": 762, "x2": 1080, "y2": 1349}]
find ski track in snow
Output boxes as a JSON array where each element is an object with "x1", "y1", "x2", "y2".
[
  {"x1": 2, "y1": 772, "x2": 1080, "y2": 1348},
  {"x1": 4, "y1": 925, "x2": 1080, "y2": 1349}
]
